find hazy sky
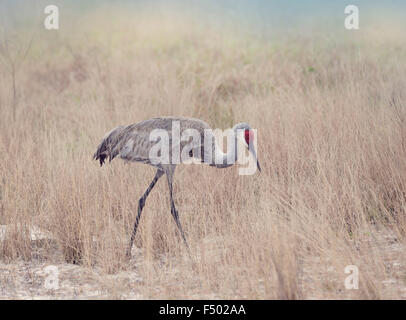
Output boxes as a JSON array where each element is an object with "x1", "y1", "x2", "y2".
[{"x1": 1, "y1": 0, "x2": 405, "y2": 33}]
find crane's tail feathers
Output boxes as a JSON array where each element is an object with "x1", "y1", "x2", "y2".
[{"x1": 93, "y1": 126, "x2": 126, "y2": 167}]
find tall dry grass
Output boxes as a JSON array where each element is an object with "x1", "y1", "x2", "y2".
[{"x1": 0, "y1": 6, "x2": 406, "y2": 299}]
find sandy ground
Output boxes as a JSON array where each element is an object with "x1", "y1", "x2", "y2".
[
  {"x1": 1, "y1": 230, "x2": 405, "y2": 299},
  {"x1": 300, "y1": 230, "x2": 406, "y2": 299},
  {"x1": 0, "y1": 247, "x2": 145, "y2": 299}
]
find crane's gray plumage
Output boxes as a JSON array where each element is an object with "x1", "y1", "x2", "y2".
[
  {"x1": 94, "y1": 117, "x2": 215, "y2": 167},
  {"x1": 93, "y1": 116, "x2": 260, "y2": 257}
]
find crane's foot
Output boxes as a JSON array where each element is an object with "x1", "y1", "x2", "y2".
[{"x1": 126, "y1": 244, "x2": 133, "y2": 260}]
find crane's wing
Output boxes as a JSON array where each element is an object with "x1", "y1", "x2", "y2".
[{"x1": 93, "y1": 117, "x2": 213, "y2": 166}]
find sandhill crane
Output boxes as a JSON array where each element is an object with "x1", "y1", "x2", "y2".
[{"x1": 93, "y1": 116, "x2": 261, "y2": 257}]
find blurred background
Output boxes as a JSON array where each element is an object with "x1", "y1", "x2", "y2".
[{"x1": 1, "y1": 0, "x2": 406, "y2": 34}]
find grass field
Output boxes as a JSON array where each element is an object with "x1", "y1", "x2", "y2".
[{"x1": 1, "y1": 3, "x2": 406, "y2": 299}]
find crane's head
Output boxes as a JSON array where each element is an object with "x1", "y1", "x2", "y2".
[{"x1": 233, "y1": 123, "x2": 261, "y2": 173}]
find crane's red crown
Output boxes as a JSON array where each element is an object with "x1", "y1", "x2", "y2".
[{"x1": 244, "y1": 129, "x2": 254, "y2": 145}]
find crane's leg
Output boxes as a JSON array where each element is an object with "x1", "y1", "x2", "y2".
[
  {"x1": 127, "y1": 169, "x2": 164, "y2": 257},
  {"x1": 166, "y1": 174, "x2": 190, "y2": 252}
]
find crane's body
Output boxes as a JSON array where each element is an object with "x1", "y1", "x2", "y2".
[{"x1": 93, "y1": 116, "x2": 260, "y2": 257}]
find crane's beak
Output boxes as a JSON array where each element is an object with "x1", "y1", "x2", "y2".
[
  {"x1": 256, "y1": 159, "x2": 262, "y2": 172},
  {"x1": 248, "y1": 143, "x2": 261, "y2": 173}
]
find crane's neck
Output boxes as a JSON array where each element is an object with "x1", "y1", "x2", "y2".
[{"x1": 211, "y1": 132, "x2": 238, "y2": 169}]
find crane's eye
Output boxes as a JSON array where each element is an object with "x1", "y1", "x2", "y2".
[{"x1": 244, "y1": 129, "x2": 253, "y2": 145}]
